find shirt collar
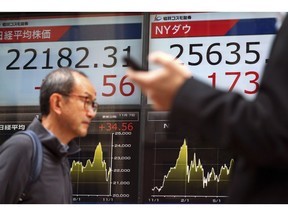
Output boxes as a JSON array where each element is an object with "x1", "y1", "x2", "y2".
[{"x1": 27, "y1": 116, "x2": 81, "y2": 157}]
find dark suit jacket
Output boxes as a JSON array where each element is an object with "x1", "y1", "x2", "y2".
[{"x1": 169, "y1": 15, "x2": 288, "y2": 203}]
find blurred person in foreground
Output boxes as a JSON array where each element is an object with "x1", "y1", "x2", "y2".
[{"x1": 126, "y1": 15, "x2": 288, "y2": 203}]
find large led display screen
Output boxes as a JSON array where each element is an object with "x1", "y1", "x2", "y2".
[
  {"x1": 0, "y1": 12, "x2": 280, "y2": 204},
  {"x1": 142, "y1": 12, "x2": 279, "y2": 203}
]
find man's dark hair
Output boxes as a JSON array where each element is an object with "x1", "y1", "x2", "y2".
[{"x1": 40, "y1": 67, "x2": 88, "y2": 116}]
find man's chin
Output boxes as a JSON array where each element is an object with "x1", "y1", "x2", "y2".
[{"x1": 78, "y1": 130, "x2": 88, "y2": 137}]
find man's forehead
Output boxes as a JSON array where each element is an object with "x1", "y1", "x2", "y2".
[{"x1": 72, "y1": 72, "x2": 96, "y2": 97}]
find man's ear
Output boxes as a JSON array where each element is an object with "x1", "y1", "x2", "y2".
[{"x1": 50, "y1": 93, "x2": 63, "y2": 115}]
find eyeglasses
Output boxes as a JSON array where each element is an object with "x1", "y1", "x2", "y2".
[{"x1": 61, "y1": 93, "x2": 98, "y2": 113}]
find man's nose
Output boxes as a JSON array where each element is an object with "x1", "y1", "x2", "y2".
[{"x1": 87, "y1": 108, "x2": 97, "y2": 119}]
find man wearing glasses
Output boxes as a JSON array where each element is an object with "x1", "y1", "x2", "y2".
[{"x1": 0, "y1": 67, "x2": 98, "y2": 203}]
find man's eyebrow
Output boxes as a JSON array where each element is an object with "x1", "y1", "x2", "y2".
[{"x1": 84, "y1": 92, "x2": 96, "y2": 99}]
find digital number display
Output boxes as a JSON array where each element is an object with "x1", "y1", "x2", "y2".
[
  {"x1": 149, "y1": 12, "x2": 278, "y2": 100},
  {"x1": 0, "y1": 14, "x2": 143, "y2": 106},
  {"x1": 5, "y1": 46, "x2": 132, "y2": 70}
]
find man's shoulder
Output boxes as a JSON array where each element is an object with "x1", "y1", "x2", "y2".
[{"x1": 0, "y1": 132, "x2": 34, "y2": 155}]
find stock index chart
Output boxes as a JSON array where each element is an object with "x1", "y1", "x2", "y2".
[
  {"x1": 70, "y1": 110, "x2": 140, "y2": 203},
  {"x1": 142, "y1": 111, "x2": 233, "y2": 204}
]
